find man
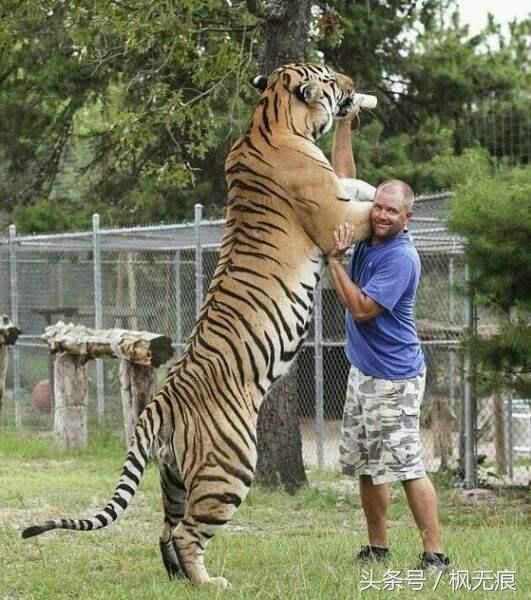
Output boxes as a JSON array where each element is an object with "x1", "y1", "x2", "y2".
[{"x1": 327, "y1": 109, "x2": 450, "y2": 572}]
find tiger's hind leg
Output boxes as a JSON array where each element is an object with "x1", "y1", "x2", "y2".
[
  {"x1": 172, "y1": 472, "x2": 252, "y2": 589},
  {"x1": 159, "y1": 463, "x2": 187, "y2": 580}
]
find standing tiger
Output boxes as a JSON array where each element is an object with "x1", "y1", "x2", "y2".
[{"x1": 22, "y1": 64, "x2": 375, "y2": 589}]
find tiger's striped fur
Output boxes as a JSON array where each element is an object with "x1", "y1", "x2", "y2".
[{"x1": 22, "y1": 63, "x2": 373, "y2": 589}]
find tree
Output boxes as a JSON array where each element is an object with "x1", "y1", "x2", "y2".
[
  {"x1": 318, "y1": 1, "x2": 530, "y2": 191},
  {"x1": 3, "y1": 0, "x2": 529, "y2": 231},
  {"x1": 1, "y1": 0, "x2": 258, "y2": 229},
  {"x1": 0, "y1": 2, "x2": 102, "y2": 223},
  {"x1": 246, "y1": 0, "x2": 313, "y2": 493},
  {"x1": 447, "y1": 161, "x2": 531, "y2": 398},
  {"x1": 247, "y1": 0, "x2": 312, "y2": 74}
]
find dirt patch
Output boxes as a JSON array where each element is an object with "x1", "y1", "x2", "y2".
[
  {"x1": 456, "y1": 487, "x2": 499, "y2": 506},
  {"x1": 310, "y1": 476, "x2": 359, "y2": 496}
]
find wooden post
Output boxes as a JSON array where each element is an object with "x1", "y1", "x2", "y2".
[
  {"x1": 53, "y1": 354, "x2": 89, "y2": 450},
  {"x1": 43, "y1": 322, "x2": 173, "y2": 449},
  {"x1": 119, "y1": 359, "x2": 154, "y2": 445},
  {"x1": 0, "y1": 315, "x2": 21, "y2": 414}
]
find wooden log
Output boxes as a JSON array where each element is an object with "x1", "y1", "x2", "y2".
[
  {"x1": 0, "y1": 315, "x2": 21, "y2": 414},
  {"x1": 0, "y1": 315, "x2": 21, "y2": 345},
  {"x1": 43, "y1": 321, "x2": 173, "y2": 367},
  {"x1": 119, "y1": 359, "x2": 154, "y2": 445},
  {"x1": 53, "y1": 353, "x2": 88, "y2": 450}
]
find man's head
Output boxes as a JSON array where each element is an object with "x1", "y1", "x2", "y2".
[{"x1": 370, "y1": 179, "x2": 414, "y2": 243}]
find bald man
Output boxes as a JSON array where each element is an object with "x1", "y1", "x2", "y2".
[{"x1": 327, "y1": 112, "x2": 450, "y2": 572}]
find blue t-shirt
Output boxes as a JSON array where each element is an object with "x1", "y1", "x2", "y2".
[{"x1": 345, "y1": 231, "x2": 425, "y2": 380}]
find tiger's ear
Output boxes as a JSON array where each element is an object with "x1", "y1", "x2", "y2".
[
  {"x1": 250, "y1": 75, "x2": 268, "y2": 92},
  {"x1": 296, "y1": 82, "x2": 322, "y2": 105}
]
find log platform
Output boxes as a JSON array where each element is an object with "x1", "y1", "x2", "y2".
[
  {"x1": 43, "y1": 321, "x2": 173, "y2": 449},
  {"x1": 0, "y1": 315, "x2": 21, "y2": 414}
]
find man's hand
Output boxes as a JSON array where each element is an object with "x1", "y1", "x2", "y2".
[
  {"x1": 327, "y1": 222, "x2": 384, "y2": 322},
  {"x1": 328, "y1": 223, "x2": 355, "y2": 263},
  {"x1": 342, "y1": 97, "x2": 363, "y2": 124}
]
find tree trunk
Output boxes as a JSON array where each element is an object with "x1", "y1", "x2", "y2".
[
  {"x1": 247, "y1": 1, "x2": 312, "y2": 493},
  {"x1": 255, "y1": 359, "x2": 307, "y2": 493},
  {"x1": 43, "y1": 322, "x2": 173, "y2": 367},
  {"x1": 263, "y1": 2, "x2": 312, "y2": 73}
]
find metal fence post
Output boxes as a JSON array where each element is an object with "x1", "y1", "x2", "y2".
[
  {"x1": 194, "y1": 204, "x2": 203, "y2": 317},
  {"x1": 174, "y1": 250, "x2": 182, "y2": 350},
  {"x1": 506, "y1": 392, "x2": 514, "y2": 481},
  {"x1": 463, "y1": 262, "x2": 477, "y2": 487},
  {"x1": 8, "y1": 224, "x2": 21, "y2": 428},
  {"x1": 314, "y1": 281, "x2": 324, "y2": 469},
  {"x1": 448, "y1": 256, "x2": 456, "y2": 410},
  {"x1": 92, "y1": 213, "x2": 105, "y2": 427}
]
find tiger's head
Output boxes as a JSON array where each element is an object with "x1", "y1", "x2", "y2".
[{"x1": 250, "y1": 63, "x2": 357, "y2": 141}]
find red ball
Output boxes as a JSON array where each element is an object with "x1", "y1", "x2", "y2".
[{"x1": 31, "y1": 380, "x2": 53, "y2": 413}]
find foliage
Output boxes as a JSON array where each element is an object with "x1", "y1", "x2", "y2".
[
  {"x1": 1, "y1": 0, "x2": 258, "y2": 229},
  {"x1": 447, "y1": 166, "x2": 531, "y2": 396},
  {"x1": 12, "y1": 199, "x2": 87, "y2": 234},
  {"x1": 318, "y1": 1, "x2": 530, "y2": 189},
  {"x1": 322, "y1": 1, "x2": 530, "y2": 132},
  {"x1": 1, "y1": 0, "x2": 530, "y2": 231},
  {"x1": 0, "y1": 2, "x2": 103, "y2": 217}
]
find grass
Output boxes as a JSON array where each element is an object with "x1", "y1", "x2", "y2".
[{"x1": 1, "y1": 431, "x2": 530, "y2": 599}]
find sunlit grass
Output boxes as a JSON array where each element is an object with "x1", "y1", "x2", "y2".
[{"x1": 1, "y1": 433, "x2": 529, "y2": 599}]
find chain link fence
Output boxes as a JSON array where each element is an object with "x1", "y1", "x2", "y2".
[{"x1": 0, "y1": 195, "x2": 529, "y2": 487}]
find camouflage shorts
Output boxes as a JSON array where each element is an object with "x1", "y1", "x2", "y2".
[{"x1": 339, "y1": 366, "x2": 426, "y2": 485}]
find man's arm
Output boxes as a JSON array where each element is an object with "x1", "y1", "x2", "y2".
[
  {"x1": 329, "y1": 260, "x2": 383, "y2": 322},
  {"x1": 332, "y1": 119, "x2": 356, "y2": 179},
  {"x1": 331, "y1": 101, "x2": 361, "y2": 179},
  {"x1": 328, "y1": 224, "x2": 384, "y2": 323}
]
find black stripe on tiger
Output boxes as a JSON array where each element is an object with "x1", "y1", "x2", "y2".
[{"x1": 185, "y1": 358, "x2": 255, "y2": 451}]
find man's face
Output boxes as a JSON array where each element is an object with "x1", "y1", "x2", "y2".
[{"x1": 370, "y1": 188, "x2": 411, "y2": 242}]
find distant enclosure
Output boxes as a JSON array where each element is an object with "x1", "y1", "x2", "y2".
[{"x1": 0, "y1": 195, "x2": 529, "y2": 487}]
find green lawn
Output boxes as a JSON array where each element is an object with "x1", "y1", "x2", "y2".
[{"x1": 1, "y1": 431, "x2": 529, "y2": 599}]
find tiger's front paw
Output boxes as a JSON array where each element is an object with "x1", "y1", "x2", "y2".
[{"x1": 205, "y1": 576, "x2": 231, "y2": 590}]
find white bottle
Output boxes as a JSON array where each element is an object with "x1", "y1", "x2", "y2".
[{"x1": 353, "y1": 93, "x2": 377, "y2": 109}]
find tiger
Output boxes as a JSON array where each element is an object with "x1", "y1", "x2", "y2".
[{"x1": 22, "y1": 63, "x2": 376, "y2": 589}]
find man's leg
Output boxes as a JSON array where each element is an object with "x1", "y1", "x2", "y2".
[
  {"x1": 402, "y1": 476, "x2": 442, "y2": 553},
  {"x1": 359, "y1": 475, "x2": 391, "y2": 548}
]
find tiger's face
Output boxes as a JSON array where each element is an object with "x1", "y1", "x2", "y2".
[{"x1": 250, "y1": 63, "x2": 356, "y2": 140}]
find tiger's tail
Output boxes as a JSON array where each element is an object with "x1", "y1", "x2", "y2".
[{"x1": 22, "y1": 399, "x2": 163, "y2": 539}]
